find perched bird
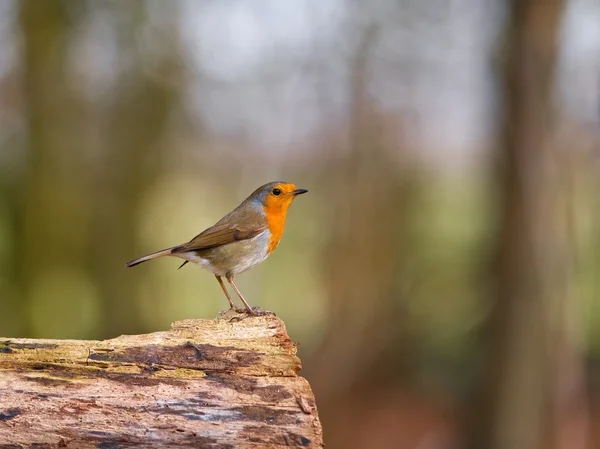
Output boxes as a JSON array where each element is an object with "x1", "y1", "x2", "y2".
[{"x1": 126, "y1": 181, "x2": 308, "y2": 315}]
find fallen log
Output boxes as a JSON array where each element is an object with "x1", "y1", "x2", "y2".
[{"x1": 0, "y1": 315, "x2": 323, "y2": 448}]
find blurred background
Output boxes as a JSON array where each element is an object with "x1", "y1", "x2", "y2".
[{"x1": 0, "y1": 0, "x2": 599, "y2": 448}]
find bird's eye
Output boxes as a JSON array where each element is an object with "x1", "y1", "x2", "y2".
[{"x1": 272, "y1": 188, "x2": 281, "y2": 196}]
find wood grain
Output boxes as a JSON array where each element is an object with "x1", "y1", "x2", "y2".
[{"x1": 0, "y1": 316, "x2": 323, "y2": 448}]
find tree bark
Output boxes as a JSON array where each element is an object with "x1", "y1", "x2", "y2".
[{"x1": 0, "y1": 316, "x2": 323, "y2": 448}]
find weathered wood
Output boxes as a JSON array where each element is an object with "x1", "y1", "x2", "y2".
[{"x1": 0, "y1": 316, "x2": 323, "y2": 448}]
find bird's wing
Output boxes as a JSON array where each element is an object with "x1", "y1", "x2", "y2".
[{"x1": 172, "y1": 221, "x2": 267, "y2": 253}]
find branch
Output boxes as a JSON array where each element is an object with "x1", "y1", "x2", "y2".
[{"x1": 0, "y1": 316, "x2": 323, "y2": 448}]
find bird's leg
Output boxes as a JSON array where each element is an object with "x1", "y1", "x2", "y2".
[
  {"x1": 225, "y1": 275, "x2": 255, "y2": 313},
  {"x1": 215, "y1": 275, "x2": 244, "y2": 314},
  {"x1": 226, "y1": 275, "x2": 274, "y2": 317}
]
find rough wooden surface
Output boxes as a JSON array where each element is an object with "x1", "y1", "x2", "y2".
[{"x1": 0, "y1": 316, "x2": 323, "y2": 448}]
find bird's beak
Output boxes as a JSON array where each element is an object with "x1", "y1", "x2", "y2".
[{"x1": 292, "y1": 188, "x2": 308, "y2": 196}]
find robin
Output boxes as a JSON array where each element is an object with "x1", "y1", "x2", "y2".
[{"x1": 126, "y1": 181, "x2": 308, "y2": 316}]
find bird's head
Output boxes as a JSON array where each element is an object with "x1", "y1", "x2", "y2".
[{"x1": 247, "y1": 181, "x2": 308, "y2": 216}]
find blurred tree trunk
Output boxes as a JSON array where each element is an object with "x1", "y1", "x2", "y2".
[
  {"x1": 15, "y1": 1, "x2": 187, "y2": 339},
  {"x1": 471, "y1": 1, "x2": 589, "y2": 449},
  {"x1": 307, "y1": 23, "x2": 419, "y2": 449},
  {"x1": 16, "y1": 0, "x2": 92, "y2": 336},
  {"x1": 89, "y1": 2, "x2": 187, "y2": 337}
]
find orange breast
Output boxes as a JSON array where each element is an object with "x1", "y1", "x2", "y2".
[
  {"x1": 263, "y1": 197, "x2": 292, "y2": 254},
  {"x1": 266, "y1": 212, "x2": 285, "y2": 254}
]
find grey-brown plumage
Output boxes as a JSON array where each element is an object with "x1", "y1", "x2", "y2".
[{"x1": 126, "y1": 181, "x2": 308, "y2": 315}]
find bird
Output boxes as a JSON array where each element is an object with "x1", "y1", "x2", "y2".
[{"x1": 126, "y1": 181, "x2": 308, "y2": 316}]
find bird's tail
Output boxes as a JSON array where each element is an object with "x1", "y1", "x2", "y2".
[{"x1": 126, "y1": 247, "x2": 174, "y2": 267}]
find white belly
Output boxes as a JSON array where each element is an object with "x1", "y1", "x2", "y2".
[{"x1": 175, "y1": 231, "x2": 270, "y2": 277}]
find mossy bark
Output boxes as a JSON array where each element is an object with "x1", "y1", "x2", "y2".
[{"x1": 0, "y1": 316, "x2": 323, "y2": 448}]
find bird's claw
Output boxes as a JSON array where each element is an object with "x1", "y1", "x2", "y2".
[
  {"x1": 216, "y1": 306, "x2": 246, "y2": 319},
  {"x1": 245, "y1": 306, "x2": 276, "y2": 317},
  {"x1": 226, "y1": 307, "x2": 275, "y2": 322}
]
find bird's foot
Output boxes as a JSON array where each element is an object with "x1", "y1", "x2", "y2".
[
  {"x1": 215, "y1": 306, "x2": 246, "y2": 319},
  {"x1": 228, "y1": 307, "x2": 276, "y2": 322},
  {"x1": 244, "y1": 306, "x2": 276, "y2": 317}
]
